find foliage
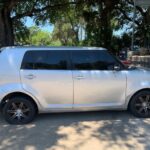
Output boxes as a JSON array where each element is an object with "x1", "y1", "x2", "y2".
[
  {"x1": 116, "y1": 0, "x2": 150, "y2": 48},
  {"x1": 52, "y1": 4, "x2": 84, "y2": 46},
  {"x1": 14, "y1": 20, "x2": 30, "y2": 45},
  {"x1": 111, "y1": 33, "x2": 131, "y2": 54},
  {"x1": 28, "y1": 26, "x2": 51, "y2": 46},
  {"x1": 80, "y1": 0, "x2": 120, "y2": 49},
  {"x1": 15, "y1": 26, "x2": 62, "y2": 46},
  {"x1": 0, "y1": 0, "x2": 150, "y2": 52}
]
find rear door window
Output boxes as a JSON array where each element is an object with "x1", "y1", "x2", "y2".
[{"x1": 21, "y1": 50, "x2": 70, "y2": 70}]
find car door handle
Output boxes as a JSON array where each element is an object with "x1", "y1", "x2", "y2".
[
  {"x1": 24, "y1": 74, "x2": 36, "y2": 79},
  {"x1": 75, "y1": 76, "x2": 85, "y2": 80}
]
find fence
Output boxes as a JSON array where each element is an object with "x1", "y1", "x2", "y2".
[{"x1": 130, "y1": 56, "x2": 150, "y2": 68}]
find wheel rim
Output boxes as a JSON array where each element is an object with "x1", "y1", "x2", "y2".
[
  {"x1": 7, "y1": 102, "x2": 30, "y2": 122},
  {"x1": 135, "y1": 94, "x2": 150, "y2": 116}
]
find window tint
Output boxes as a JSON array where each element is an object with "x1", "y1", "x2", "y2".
[
  {"x1": 21, "y1": 50, "x2": 70, "y2": 70},
  {"x1": 72, "y1": 50, "x2": 120, "y2": 70},
  {"x1": 71, "y1": 51, "x2": 96, "y2": 70},
  {"x1": 46, "y1": 51, "x2": 69, "y2": 70},
  {"x1": 93, "y1": 51, "x2": 120, "y2": 70}
]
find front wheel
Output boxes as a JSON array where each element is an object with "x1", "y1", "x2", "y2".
[
  {"x1": 129, "y1": 90, "x2": 150, "y2": 118},
  {"x1": 3, "y1": 97, "x2": 36, "y2": 124}
]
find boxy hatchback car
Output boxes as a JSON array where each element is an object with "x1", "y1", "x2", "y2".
[{"x1": 0, "y1": 46, "x2": 150, "y2": 124}]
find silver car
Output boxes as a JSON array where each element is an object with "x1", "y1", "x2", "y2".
[{"x1": 0, "y1": 46, "x2": 150, "y2": 124}]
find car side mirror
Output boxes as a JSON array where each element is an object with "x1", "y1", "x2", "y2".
[{"x1": 114, "y1": 65, "x2": 121, "y2": 71}]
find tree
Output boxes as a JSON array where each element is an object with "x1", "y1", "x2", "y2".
[
  {"x1": 78, "y1": 0, "x2": 120, "y2": 49},
  {"x1": 52, "y1": 4, "x2": 84, "y2": 46},
  {"x1": 116, "y1": 0, "x2": 150, "y2": 48},
  {"x1": 15, "y1": 26, "x2": 62, "y2": 46},
  {"x1": 0, "y1": 0, "x2": 16, "y2": 47},
  {"x1": 28, "y1": 26, "x2": 51, "y2": 46},
  {"x1": 0, "y1": 0, "x2": 149, "y2": 51},
  {"x1": 111, "y1": 33, "x2": 131, "y2": 54},
  {"x1": 0, "y1": 0, "x2": 80, "y2": 47},
  {"x1": 14, "y1": 20, "x2": 30, "y2": 45}
]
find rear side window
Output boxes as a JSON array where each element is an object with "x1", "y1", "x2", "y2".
[
  {"x1": 21, "y1": 50, "x2": 70, "y2": 70},
  {"x1": 71, "y1": 50, "x2": 122, "y2": 70}
]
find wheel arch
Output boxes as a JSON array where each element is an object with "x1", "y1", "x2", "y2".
[
  {"x1": 127, "y1": 88, "x2": 150, "y2": 109},
  {"x1": 0, "y1": 92, "x2": 39, "y2": 113}
]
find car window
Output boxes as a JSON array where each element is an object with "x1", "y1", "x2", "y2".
[
  {"x1": 93, "y1": 51, "x2": 120, "y2": 70},
  {"x1": 71, "y1": 51, "x2": 96, "y2": 70},
  {"x1": 21, "y1": 50, "x2": 70, "y2": 70},
  {"x1": 46, "y1": 51, "x2": 70, "y2": 70},
  {"x1": 71, "y1": 50, "x2": 122, "y2": 70}
]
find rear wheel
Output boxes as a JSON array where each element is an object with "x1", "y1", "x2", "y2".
[
  {"x1": 129, "y1": 90, "x2": 150, "y2": 118},
  {"x1": 3, "y1": 97, "x2": 36, "y2": 124}
]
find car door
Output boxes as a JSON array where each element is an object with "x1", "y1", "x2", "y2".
[
  {"x1": 20, "y1": 50, "x2": 73, "y2": 109},
  {"x1": 71, "y1": 50, "x2": 127, "y2": 109}
]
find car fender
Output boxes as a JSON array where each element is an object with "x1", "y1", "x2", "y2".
[
  {"x1": 0, "y1": 83, "x2": 43, "y2": 111},
  {"x1": 125, "y1": 81, "x2": 150, "y2": 108}
]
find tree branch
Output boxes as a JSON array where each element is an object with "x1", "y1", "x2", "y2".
[
  {"x1": 118, "y1": 7, "x2": 140, "y2": 26},
  {"x1": 12, "y1": 1, "x2": 81, "y2": 20}
]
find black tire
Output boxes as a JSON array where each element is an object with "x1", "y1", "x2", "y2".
[
  {"x1": 129, "y1": 90, "x2": 150, "y2": 118},
  {"x1": 3, "y1": 96, "x2": 36, "y2": 124}
]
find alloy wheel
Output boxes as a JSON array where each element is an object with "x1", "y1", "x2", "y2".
[
  {"x1": 6, "y1": 101, "x2": 31, "y2": 122},
  {"x1": 134, "y1": 95, "x2": 150, "y2": 116}
]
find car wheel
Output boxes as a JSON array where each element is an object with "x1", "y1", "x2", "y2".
[
  {"x1": 3, "y1": 96, "x2": 36, "y2": 124},
  {"x1": 129, "y1": 90, "x2": 150, "y2": 118}
]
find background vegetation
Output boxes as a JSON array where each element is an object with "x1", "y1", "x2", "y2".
[{"x1": 0, "y1": 0, "x2": 150, "y2": 53}]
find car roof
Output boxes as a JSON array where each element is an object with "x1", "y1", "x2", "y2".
[{"x1": 1, "y1": 46, "x2": 107, "y2": 51}]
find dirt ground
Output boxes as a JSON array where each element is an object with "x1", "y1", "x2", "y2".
[{"x1": 0, "y1": 111, "x2": 150, "y2": 150}]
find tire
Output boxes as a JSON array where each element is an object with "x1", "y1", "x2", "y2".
[
  {"x1": 129, "y1": 90, "x2": 150, "y2": 118},
  {"x1": 3, "y1": 96, "x2": 36, "y2": 124}
]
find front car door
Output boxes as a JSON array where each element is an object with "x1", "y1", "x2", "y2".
[
  {"x1": 20, "y1": 50, "x2": 73, "y2": 110},
  {"x1": 72, "y1": 50, "x2": 127, "y2": 110}
]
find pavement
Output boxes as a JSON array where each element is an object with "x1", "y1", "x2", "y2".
[{"x1": 0, "y1": 111, "x2": 150, "y2": 150}]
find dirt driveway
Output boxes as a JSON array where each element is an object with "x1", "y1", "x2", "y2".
[{"x1": 0, "y1": 111, "x2": 150, "y2": 150}]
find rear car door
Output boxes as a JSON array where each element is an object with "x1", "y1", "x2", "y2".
[
  {"x1": 20, "y1": 50, "x2": 73, "y2": 109},
  {"x1": 72, "y1": 50, "x2": 127, "y2": 109}
]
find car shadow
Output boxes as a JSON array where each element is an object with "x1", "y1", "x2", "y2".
[{"x1": 0, "y1": 111, "x2": 150, "y2": 150}]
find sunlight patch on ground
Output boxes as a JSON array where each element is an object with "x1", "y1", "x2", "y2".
[{"x1": 48, "y1": 120, "x2": 146, "y2": 150}]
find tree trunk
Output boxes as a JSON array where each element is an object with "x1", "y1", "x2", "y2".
[{"x1": 0, "y1": 8, "x2": 14, "y2": 47}]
